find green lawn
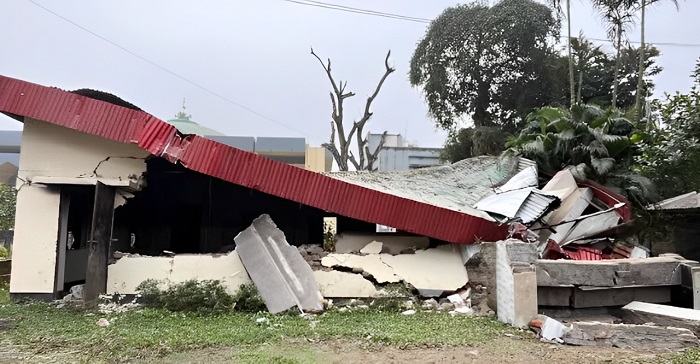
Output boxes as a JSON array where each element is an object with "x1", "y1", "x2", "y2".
[{"x1": 0, "y1": 296, "x2": 511, "y2": 362}]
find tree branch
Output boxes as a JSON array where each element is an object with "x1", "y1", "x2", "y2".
[{"x1": 366, "y1": 131, "x2": 388, "y2": 171}]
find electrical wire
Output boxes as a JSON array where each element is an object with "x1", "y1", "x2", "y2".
[{"x1": 283, "y1": 0, "x2": 700, "y2": 48}]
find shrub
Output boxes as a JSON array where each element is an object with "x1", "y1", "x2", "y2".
[
  {"x1": 136, "y1": 279, "x2": 235, "y2": 314},
  {"x1": 231, "y1": 283, "x2": 267, "y2": 313},
  {"x1": 0, "y1": 246, "x2": 10, "y2": 260}
]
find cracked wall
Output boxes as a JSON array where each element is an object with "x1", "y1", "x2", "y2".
[
  {"x1": 11, "y1": 119, "x2": 149, "y2": 295},
  {"x1": 106, "y1": 251, "x2": 252, "y2": 295}
]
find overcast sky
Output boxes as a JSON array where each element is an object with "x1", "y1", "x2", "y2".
[{"x1": 1, "y1": 0, "x2": 698, "y2": 148}]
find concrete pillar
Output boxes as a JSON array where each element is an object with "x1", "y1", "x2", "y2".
[{"x1": 496, "y1": 240, "x2": 538, "y2": 328}]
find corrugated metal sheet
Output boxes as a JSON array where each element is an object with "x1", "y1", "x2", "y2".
[
  {"x1": 646, "y1": 191, "x2": 700, "y2": 211},
  {"x1": 0, "y1": 75, "x2": 508, "y2": 244},
  {"x1": 579, "y1": 180, "x2": 631, "y2": 222}
]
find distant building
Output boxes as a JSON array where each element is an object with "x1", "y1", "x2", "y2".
[{"x1": 367, "y1": 133, "x2": 443, "y2": 171}]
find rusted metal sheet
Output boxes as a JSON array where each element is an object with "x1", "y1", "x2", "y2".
[{"x1": 0, "y1": 75, "x2": 508, "y2": 244}]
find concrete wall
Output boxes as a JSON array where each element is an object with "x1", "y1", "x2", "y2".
[
  {"x1": 11, "y1": 119, "x2": 149, "y2": 295},
  {"x1": 10, "y1": 184, "x2": 60, "y2": 293},
  {"x1": 18, "y1": 118, "x2": 149, "y2": 182},
  {"x1": 106, "y1": 251, "x2": 252, "y2": 295},
  {"x1": 305, "y1": 146, "x2": 332, "y2": 172}
]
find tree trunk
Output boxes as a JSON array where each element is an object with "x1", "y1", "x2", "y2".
[
  {"x1": 577, "y1": 67, "x2": 583, "y2": 104},
  {"x1": 634, "y1": 0, "x2": 647, "y2": 123},
  {"x1": 612, "y1": 26, "x2": 622, "y2": 108},
  {"x1": 567, "y1": 0, "x2": 575, "y2": 107}
]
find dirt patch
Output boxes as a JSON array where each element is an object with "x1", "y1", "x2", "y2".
[{"x1": 143, "y1": 336, "x2": 667, "y2": 364}]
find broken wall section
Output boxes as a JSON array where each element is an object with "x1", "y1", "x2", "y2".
[{"x1": 106, "y1": 251, "x2": 252, "y2": 295}]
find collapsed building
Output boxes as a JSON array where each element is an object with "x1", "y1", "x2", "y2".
[{"x1": 2, "y1": 75, "x2": 699, "y2": 334}]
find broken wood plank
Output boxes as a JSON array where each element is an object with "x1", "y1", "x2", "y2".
[
  {"x1": 622, "y1": 301, "x2": 700, "y2": 338},
  {"x1": 234, "y1": 214, "x2": 323, "y2": 314},
  {"x1": 563, "y1": 321, "x2": 700, "y2": 350},
  {"x1": 84, "y1": 182, "x2": 116, "y2": 307}
]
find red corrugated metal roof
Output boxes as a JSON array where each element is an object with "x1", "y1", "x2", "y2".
[{"x1": 0, "y1": 75, "x2": 507, "y2": 244}]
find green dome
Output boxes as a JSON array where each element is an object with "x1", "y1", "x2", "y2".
[
  {"x1": 166, "y1": 117, "x2": 225, "y2": 136},
  {"x1": 166, "y1": 100, "x2": 224, "y2": 136}
]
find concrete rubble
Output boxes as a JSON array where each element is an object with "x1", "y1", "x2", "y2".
[{"x1": 234, "y1": 214, "x2": 324, "y2": 314}]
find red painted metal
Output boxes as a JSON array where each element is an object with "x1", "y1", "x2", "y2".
[
  {"x1": 0, "y1": 75, "x2": 508, "y2": 244},
  {"x1": 579, "y1": 180, "x2": 631, "y2": 222}
]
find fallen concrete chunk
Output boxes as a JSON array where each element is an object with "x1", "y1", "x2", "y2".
[
  {"x1": 622, "y1": 301, "x2": 700, "y2": 338},
  {"x1": 380, "y1": 245, "x2": 468, "y2": 297},
  {"x1": 562, "y1": 322, "x2": 700, "y2": 350},
  {"x1": 314, "y1": 270, "x2": 377, "y2": 298},
  {"x1": 335, "y1": 233, "x2": 429, "y2": 254},
  {"x1": 321, "y1": 254, "x2": 401, "y2": 283},
  {"x1": 234, "y1": 214, "x2": 323, "y2": 314},
  {"x1": 360, "y1": 241, "x2": 384, "y2": 255}
]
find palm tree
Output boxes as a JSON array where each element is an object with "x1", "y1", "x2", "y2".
[
  {"x1": 592, "y1": 0, "x2": 637, "y2": 108},
  {"x1": 505, "y1": 105, "x2": 633, "y2": 179},
  {"x1": 571, "y1": 32, "x2": 604, "y2": 104},
  {"x1": 634, "y1": 0, "x2": 679, "y2": 123},
  {"x1": 549, "y1": 0, "x2": 576, "y2": 108}
]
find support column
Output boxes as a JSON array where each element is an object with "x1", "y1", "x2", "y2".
[{"x1": 84, "y1": 182, "x2": 115, "y2": 307}]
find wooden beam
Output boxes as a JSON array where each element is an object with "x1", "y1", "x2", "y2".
[{"x1": 84, "y1": 182, "x2": 115, "y2": 307}]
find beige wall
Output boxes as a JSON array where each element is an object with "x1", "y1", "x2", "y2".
[
  {"x1": 19, "y1": 118, "x2": 149, "y2": 182},
  {"x1": 305, "y1": 146, "x2": 332, "y2": 172},
  {"x1": 106, "y1": 251, "x2": 252, "y2": 295},
  {"x1": 11, "y1": 119, "x2": 149, "y2": 294},
  {"x1": 10, "y1": 184, "x2": 60, "y2": 293}
]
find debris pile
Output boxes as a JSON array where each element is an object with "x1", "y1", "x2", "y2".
[{"x1": 473, "y1": 165, "x2": 646, "y2": 261}]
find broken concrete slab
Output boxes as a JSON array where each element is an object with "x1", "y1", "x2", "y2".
[
  {"x1": 335, "y1": 233, "x2": 429, "y2": 255},
  {"x1": 314, "y1": 270, "x2": 377, "y2": 298},
  {"x1": 106, "y1": 251, "x2": 252, "y2": 295},
  {"x1": 622, "y1": 301, "x2": 700, "y2": 338},
  {"x1": 535, "y1": 257, "x2": 689, "y2": 287},
  {"x1": 360, "y1": 241, "x2": 383, "y2": 255},
  {"x1": 562, "y1": 322, "x2": 700, "y2": 350},
  {"x1": 381, "y1": 245, "x2": 468, "y2": 297},
  {"x1": 234, "y1": 214, "x2": 324, "y2": 314},
  {"x1": 321, "y1": 254, "x2": 401, "y2": 284}
]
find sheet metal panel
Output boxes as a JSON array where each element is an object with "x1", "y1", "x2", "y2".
[{"x1": 0, "y1": 75, "x2": 507, "y2": 244}]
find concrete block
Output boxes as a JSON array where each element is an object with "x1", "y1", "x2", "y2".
[
  {"x1": 513, "y1": 271, "x2": 538, "y2": 327},
  {"x1": 496, "y1": 241, "x2": 537, "y2": 328},
  {"x1": 573, "y1": 286, "x2": 671, "y2": 308},
  {"x1": 622, "y1": 301, "x2": 700, "y2": 338},
  {"x1": 537, "y1": 286, "x2": 574, "y2": 307},
  {"x1": 359, "y1": 241, "x2": 383, "y2": 255},
  {"x1": 314, "y1": 271, "x2": 377, "y2": 298}
]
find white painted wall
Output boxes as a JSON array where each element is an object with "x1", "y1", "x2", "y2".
[
  {"x1": 9, "y1": 184, "x2": 60, "y2": 293},
  {"x1": 19, "y1": 118, "x2": 149, "y2": 182},
  {"x1": 106, "y1": 251, "x2": 252, "y2": 295}
]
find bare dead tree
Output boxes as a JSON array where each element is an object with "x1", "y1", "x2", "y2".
[{"x1": 311, "y1": 47, "x2": 395, "y2": 171}]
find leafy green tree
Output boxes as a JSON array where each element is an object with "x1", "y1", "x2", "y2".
[
  {"x1": 0, "y1": 185, "x2": 16, "y2": 231},
  {"x1": 505, "y1": 104, "x2": 633, "y2": 180},
  {"x1": 409, "y1": 0, "x2": 559, "y2": 131},
  {"x1": 634, "y1": 58, "x2": 700, "y2": 197},
  {"x1": 441, "y1": 127, "x2": 510, "y2": 163}
]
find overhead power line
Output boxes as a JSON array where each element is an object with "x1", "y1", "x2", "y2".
[
  {"x1": 283, "y1": 0, "x2": 700, "y2": 48},
  {"x1": 25, "y1": 0, "x2": 307, "y2": 136}
]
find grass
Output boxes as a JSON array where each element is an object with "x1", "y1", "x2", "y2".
[{"x1": 0, "y1": 293, "x2": 514, "y2": 363}]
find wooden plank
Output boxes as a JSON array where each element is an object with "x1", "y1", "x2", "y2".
[{"x1": 84, "y1": 182, "x2": 115, "y2": 307}]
